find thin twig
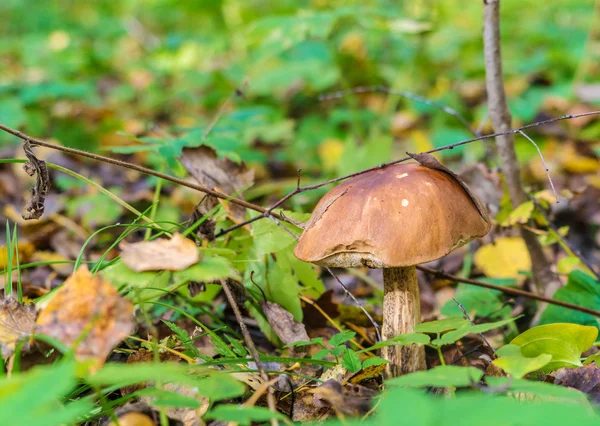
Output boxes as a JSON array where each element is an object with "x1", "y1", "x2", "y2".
[
  {"x1": 418, "y1": 266, "x2": 600, "y2": 317},
  {"x1": 0, "y1": 123, "x2": 285, "y2": 222},
  {"x1": 214, "y1": 109, "x2": 600, "y2": 236},
  {"x1": 220, "y1": 278, "x2": 279, "y2": 426},
  {"x1": 527, "y1": 195, "x2": 600, "y2": 280},
  {"x1": 452, "y1": 298, "x2": 496, "y2": 357},
  {"x1": 518, "y1": 130, "x2": 558, "y2": 203}
]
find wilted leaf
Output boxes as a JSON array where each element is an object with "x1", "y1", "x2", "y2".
[
  {"x1": 262, "y1": 301, "x2": 309, "y2": 346},
  {"x1": 0, "y1": 296, "x2": 36, "y2": 357},
  {"x1": 474, "y1": 237, "x2": 531, "y2": 280},
  {"x1": 510, "y1": 323, "x2": 598, "y2": 372},
  {"x1": 180, "y1": 146, "x2": 254, "y2": 223},
  {"x1": 386, "y1": 365, "x2": 483, "y2": 388},
  {"x1": 553, "y1": 364, "x2": 600, "y2": 403},
  {"x1": 120, "y1": 233, "x2": 199, "y2": 272},
  {"x1": 36, "y1": 265, "x2": 135, "y2": 369}
]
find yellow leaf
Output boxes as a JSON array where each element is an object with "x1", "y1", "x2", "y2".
[
  {"x1": 0, "y1": 242, "x2": 35, "y2": 269},
  {"x1": 36, "y1": 265, "x2": 134, "y2": 371},
  {"x1": 557, "y1": 256, "x2": 582, "y2": 275},
  {"x1": 318, "y1": 139, "x2": 344, "y2": 172},
  {"x1": 474, "y1": 237, "x2": 531, "y2": 280},
  {"x1": 500, "y1": 201, "x2": 534, "y2": 226}
]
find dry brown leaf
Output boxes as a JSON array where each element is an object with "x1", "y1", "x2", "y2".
[
  {"x1": 36, "y1": 265, "x2": 134, "y2": 369},
  {"x1": 0, "y1": 296, "x2": 36, "y2": 357},
  {"x1": 262, "y1": 301, "x2": 309, "y2": 346},
  {"x1": 553, "y1": 364, "x2": 600, "y2": 403},
  {"x1": 180, "y1": 146, "x2": 254, "y2": 223},
  {"x1": 120, "y1": 233, "x2": 199, "y2": 272}
]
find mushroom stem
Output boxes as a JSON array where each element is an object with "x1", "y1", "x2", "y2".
[{"x1": 382, "y1": 266, "x2": 426, "y2": 377}]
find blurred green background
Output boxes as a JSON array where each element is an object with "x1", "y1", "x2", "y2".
[{"x1": 0, "y1": 0, "x2": 597, "y2": 191}]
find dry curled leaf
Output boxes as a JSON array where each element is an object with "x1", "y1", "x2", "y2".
[
  {"x1": 0, "y1": 296, "x2": 36, "y2": 357},
  {"x1": 262, "y1": 301, "x2": 309, "y2": 346},
  {"x1": 36, "y1": 265, "x2": 134, "y2": 369},
  {"x1": 180, "y1": 146, "x2": 254, "y2": 223},
  {"x1": 553, "y1": 364, "x2": 600, "y2": 403},
  {"x1": 120, "y1": 233, "x2": 199, "y2": 272}
]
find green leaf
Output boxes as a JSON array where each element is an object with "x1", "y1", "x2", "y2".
[
  {"x1": 136, "y1": 388, "x2": 201, "y2": 408},
  {"x1": 539, "y1": 271, "x2": 600, "y2": 332},
  {"x1": 312, "y1": 348, "x2": 330, "y2": 361},
  {"x1": 162, "y1": 320, "x2": 200, "y2": 358},
  {"x1": 431, "y1": 317, "x2": 517, "y2": 346},
  {"x1": 510, "y1": 323, "x2": 598, "y2": 372},
  {"x1": 358, "y1": 333, "x2": 430, "y2": 353},
  {"x1": 414, "y1": 317, "x2": 470, "y2": 334},
  {"x1": 342, "y1": 349, "x2": 362, "y2": 372},
  {"x1": 0, "y1": 361, "x2": 93, "y2": 426},
  {"x1": 493, "y1": 354, "x2": 553, "y2": 379},
  {"x1": 207, "y1": 405, "x2": 284, "y2": 425},
  {"x1": 250, "y1": 210, "x2": 306, "y2": 254},
  {"x1": 362, "y1": 356, "x2": 388, "y2": 369},
  {"x1": 172, "y1": 254, "x2": 240, "y2": 283},
  {"x1": 87, "y1": 364, "x2": 245, "y2": 400},
  {"x1": 386, "y1": 365, "x2": 483, "y2": 388},
  {"x1": 329, "y1": 330, "x2": 356, "y2": 348},
  {"x1": 485, "y1": 377, "x2": 587, "y2": 401},
  {"x1": 285, "y1": 337, "x2": 324, "y2": 348}
]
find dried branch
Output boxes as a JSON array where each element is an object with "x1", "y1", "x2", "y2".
[
  {"x1": 418, "y1": 266, "x2": 600, "y2": 317},
  {"x1": 21, "y1": 141, "x2": 50, "y2": 220},
  {"x1": 482, "y1": 0, "x2": 562, "y2": 297},
  {"x1": 0, "y1": 123, "x2": 285, "y2": 222}
]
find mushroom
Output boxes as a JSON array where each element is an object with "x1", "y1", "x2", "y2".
[{"x1": 293, "y1": 153, "x2": 491, "y2": 376}]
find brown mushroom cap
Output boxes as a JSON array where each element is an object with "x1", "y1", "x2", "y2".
[{"x1": 294, "y1": 162, "x2": 491, "y2": 268}]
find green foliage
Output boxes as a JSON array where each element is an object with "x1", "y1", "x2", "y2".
[
  {"x1": 539, "y1": 271, "x2": 600, "y2": 332},
  {"x1": 0, "y1": 361, "x2": 92, "y2": 426},
  {"x1": 387, "y1": 365, "x2": 483, "y2": 388},
  {"x1": 509, "y1": 323, "x2": 598, "y2": 372},
  {"x1": 207, "y1": 405, "x2": 285, "y2": 425}
]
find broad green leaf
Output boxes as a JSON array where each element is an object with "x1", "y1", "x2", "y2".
[
  {"x1": 87, "y1": 364, "x2": 245, "y2": 400},
  {"x1": 500, "y1": 200, "x2": 534, "y2": 226},
  {"x1": 136, "y1": 388, "x2": 201, "y2": 408},
  {"x1": 250, "y1": 210, "x2": 307, "y2": 254},
  {"x1": 485, "y1": 377, "x2": 587, "y2": 401},
  {"x1": 0, "y1": 361, "x2": 93, "y2": 426},
  {"x1": 386, "y1": 365, "x2": 483, "y2": 388},
  {"x1": 207, "y1": 405, "x2": 285, "y2": 425},
  {"x1": 493, "y1": 354, "x2": 552, "y2": 378},
  {"x1": 358, "y1": 333, "x2": 430, "y2": 353},
  {"x1": 584, "y1": 353, "x2": 600, "y2": 365},
  {"x1": 432, "y1": 317, "x2": 517, "y2": 346},
  {"x1": 414, "y1": 317, "x2": 470, "y2": 334},
  {"x1": 495, "y1": 344, "x2": 522, "y2": 357},
  {"x1": 510, "y1": 323, "x2": 598, "y2": 371},
  {"x1": 539, "y1": 271, "x2": 600, "y2": 332},
  {"x1": 329, "y1": 330, "x2": 356, "y2": 348},
  {"x1": 342, "y1": 349, "x2": 362, "y2": 372}
]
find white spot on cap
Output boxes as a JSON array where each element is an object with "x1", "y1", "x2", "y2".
[
  {"x1": 396, "y1": 173, "x2": 408, "y2": 179},
  {"x1": 401, "y1": 199, "x2": 409, "y2": 207}
]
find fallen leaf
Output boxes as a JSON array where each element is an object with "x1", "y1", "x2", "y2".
[
  {"x1": 0, "y1": 241, "x2": 35, "y2": 269},
  {"x1": 262, "y1": 301, "x2": 309, "y2": 346},
  {"x1": 553, "y1": 364, "x2": 600, "y2": 403},
  {"x1": 474, "y1": 237, "x2": 531, "y2": 280},
  {"x1": 180, "y1": 146, "x2": 254, "y2": 223},
  {"x1": 108, "y1": 412, "x2": 156, "y2": 426},
  {"x1": 120, "y1": 233, "x2": 199, "y2": 272},
  {"x1": 0, "y1": 296, "x2": 36, "y2": 357},
  {"x1": 36, "y1": 265, "x2": 134, "y2": 369}
]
